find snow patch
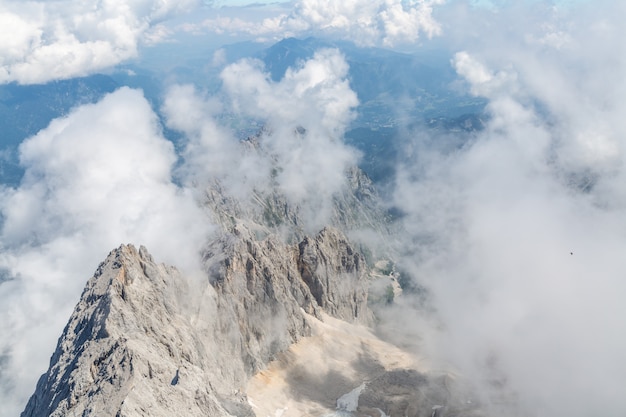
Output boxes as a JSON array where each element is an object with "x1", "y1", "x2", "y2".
[{"x1": 337, "y1": 383, "x2": 366, "y2": 412}]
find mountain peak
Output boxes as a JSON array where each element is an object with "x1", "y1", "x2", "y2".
[{"x1": 21, "y1": 228, "x2": 373, "y2": 416}]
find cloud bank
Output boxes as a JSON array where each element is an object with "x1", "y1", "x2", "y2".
[
  {"x1": 199, "y1": 0, "x2": 444, "y2": 46},
  {"x1": 391, "y1": 2, "x2": 626, "y2": 416},
  {"x1": 0, "y1": 0, "x2": 199, "y2": 84},
  {"x1": 164, "y1": 48, "x2": 360, "y2": 232}
]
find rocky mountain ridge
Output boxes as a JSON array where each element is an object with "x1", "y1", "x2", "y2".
[
  {"x1": 20, "y1": 132, "x2": 483, "y2": 416},
  {"x1": 21, "y1": 225, "x2": 372, "y2": 417},
  {"x1": 203, "y1": 132, "x2": 394, "y2": 251}
]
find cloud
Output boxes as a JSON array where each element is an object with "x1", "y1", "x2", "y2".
[
  {"x1": 161, "y1": 82, "x2": 271, "y2": 201},
  {"x1": 199, "y1": 0, "x2": 444, "y2": 47},
  {"x1": 221, "y1": 48, "x2": 360, "y2": 230},
  {"x1": 390, "y1": 2, "x2": 626, "y2": 416},
  {"x1": 221, "y1": 48, "x2": 357, "y2": 138},
  {"x1": 163, "y1": 48, "x2": 360, "y2": 232},
  {"x1": 0, "y1": 0, "x2": 199, "y2": 84},
  {"x1": 0, "y1": 87, "x2": 212, "y2": 416}
]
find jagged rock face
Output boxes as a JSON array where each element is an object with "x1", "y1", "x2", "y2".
[
  {"x1": 21, "y1": 245, "x2": 236, "y2": 417},
  {"x1": 22, "y1": 226, "x2": 371, "y2": 417},
  {"x1": 204, "y1": 155, "x2": 392, "y2": 247},
  {"x1": 204, "y1": 225, "x2": 372, "y2": 375},
  {"x1": 297, "y1": 228, "x2": 369, "y2": 322}
]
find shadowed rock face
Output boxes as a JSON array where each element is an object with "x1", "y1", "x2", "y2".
[
  {"x1": 21, "y1": 226, "x2": 371, "y2": 417},
  {"x1": 298, "y1": 227, "x2": 368, "y2": 322}
]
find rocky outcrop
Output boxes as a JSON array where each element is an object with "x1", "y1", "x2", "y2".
[
  {"x1": 204, "y1": 225, "x2": 372, "y2": 375},
  {"x1": 204, "y1": 140, "x2": 393, "y2": 249},
  {"x1": 22, "y1": 226, "x2": 371, "y2": 417},
  {"x1": 21, "y1": 245, "x2": 235, "y2": 417},
  {"x1": 297, "y1": 227, "x2": 369, "y2": 322}
]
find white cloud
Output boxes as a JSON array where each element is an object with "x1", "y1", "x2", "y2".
[
  {"x1": 0, "y1": 87, "x2": 212, "y2": 416},
  {"x1": 453, "y1": 51, "x2": 499, "y2": 94},
  {"x1": 219, "y1": 48, "x2": 360, "y2": 230},
  {"x1": 161, "y1": 83, "x2": 263, "y2": 197},
  {"x1": 200, "y1": 0, "x2": 444, "y2": 46},
  {"x1": 162, "y1": 49, "x2": 360, "y2": 232},
  {"x1": 391, "y1": 2, "x2": 626, "y2": 416},
  {"x1": 0, "y1": 0, "x2": 199, "y2": 84},
  {"x1": 221, "y1": 48, "x2": 356, "y2": 135}
]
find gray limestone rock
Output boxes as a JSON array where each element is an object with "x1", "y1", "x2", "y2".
[
  {"x1": 21, "y1": 245, "x2": 236, "y2": 417},
  {"x1": 204, "y1": 136, "x2": 393, "y2": 252},
  {"x1": 22, "y1": 226, "x2": 371, "y2": 417},
  {"x1": 297, "y1": 227, "x2": 370, "y2": 323}
]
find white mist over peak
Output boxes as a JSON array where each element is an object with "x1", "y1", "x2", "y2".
[
  {"x1": 221, "y1": 48, "x2": 359, "y2": 228},
  {"x1": 163, "y1": 48, "x2": 360, "y2": 232},
  {"x1": 0, "y1": 87, "x2": 212, "y2": 416}
]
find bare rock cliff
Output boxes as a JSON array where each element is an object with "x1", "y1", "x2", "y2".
[{"x1": 21, "y1": 226, "x2": 371, "y2": 417}]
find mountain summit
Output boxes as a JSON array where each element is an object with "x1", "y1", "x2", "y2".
[
  {"x1": 22, "y1": 224, "x2": 480, "y2": 416},
  {"x1": 21, "y1": 226, "x2": 375, "y2": 416},
  {"x1": 17, "y1": 121, "x2": 476, "y2": 416},
  {"x1": 16, "y1": 115, "x2": 484, "y2": 415}
]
